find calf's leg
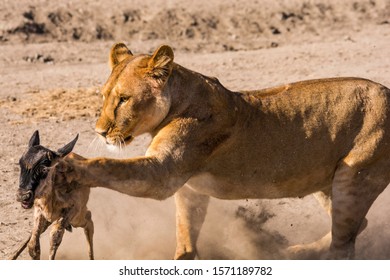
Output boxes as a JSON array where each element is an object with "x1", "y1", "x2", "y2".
[
  {"x1": 28, "y1": 209, "x2": 50, "y2": 260},
  {"x1": 49, "y1": 219, "x2": 66, "y2": 260},
  {"x1": 83, "y1": 210, "x2": 94, "y2": 260},
  {"x1": 49, "y1": 209, "x2": 71, "y2": 260}
]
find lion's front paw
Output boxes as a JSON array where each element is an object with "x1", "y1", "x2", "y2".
[{"x1": 54, "y1": 159, "x2": 82, "y2": 183}]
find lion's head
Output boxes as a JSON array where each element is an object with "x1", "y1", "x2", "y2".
[{"x1": 95, "y1": 43, "x2": 174, "y2": 147}]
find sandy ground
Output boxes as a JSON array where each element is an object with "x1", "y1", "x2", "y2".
[{"x1": 1, "y1": 0, "x2": 390, "y2": 260}]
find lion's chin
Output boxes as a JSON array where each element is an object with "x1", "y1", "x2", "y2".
[
  {"x1": 105, "y1": 134, "x2": 134, "y2": 151},
  {"x1": 106, "y1": 144, "x2": 120, "y2": 152}
]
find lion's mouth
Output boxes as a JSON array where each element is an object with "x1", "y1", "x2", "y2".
[
  {"x1": 105, "y1": 133, "x2": 134, "y2": 147},
  {"x1": 123, "y1": 134, "x2": 133, "y2": 143},
  {"x1": 16, "y1": 190, "x2": 34, "y2": 209}
]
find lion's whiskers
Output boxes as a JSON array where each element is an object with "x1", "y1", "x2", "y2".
[
  {"x1": 86, "y1": 136, "x2": 99, "y2": 156},
  {"x1": 117, "y1": 135, "x2": 125, "y2": 156},
  {"x1": 97, "y1": 137, "x2": 106, "y2": 154}
]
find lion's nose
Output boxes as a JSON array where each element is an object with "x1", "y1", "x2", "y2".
[
  {"x1": 99, "y1": 131, "x2": 107, "y2": 138},
  {"x1": 95, "y1": 128, "x2": 107, "y2": 138}
]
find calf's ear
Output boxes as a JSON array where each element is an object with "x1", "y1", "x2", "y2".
[
  {"x1": 57, "y1": 134, "x2": 79, "y2": 157},
  {"x1": 28, "y1": 130, "x2": 40, "y2": 148}
]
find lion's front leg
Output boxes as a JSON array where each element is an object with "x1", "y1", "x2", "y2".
[
  {"x1": 56, "y1": 155, "x2": 189, "y2": 200},
  {"x1": 174, "y1": 185, "x2": 210, "y2": 260}
]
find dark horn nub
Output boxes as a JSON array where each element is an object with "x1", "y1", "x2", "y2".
[
  {"x1": 57, "y1": 134, "x2": 79, "y2": 157},
  {"x1": 28, "y1": 130, "x2": 40, "y2": 148}
]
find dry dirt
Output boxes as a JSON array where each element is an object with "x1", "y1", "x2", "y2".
[{"x1": 1, "y1": 0, "x2": 390, "y2": 260}]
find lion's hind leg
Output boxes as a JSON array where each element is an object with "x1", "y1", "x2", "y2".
[
  {"x1": 329, "y1": 160, "x2": 388, "y2": 259},
  {"x1": 288, "y1": 183, "x2": 370, "y2": 259}
]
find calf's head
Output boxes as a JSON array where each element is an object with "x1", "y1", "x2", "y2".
[{"x1": 17, "y1": 130, "x2": 79, "y2": 209}]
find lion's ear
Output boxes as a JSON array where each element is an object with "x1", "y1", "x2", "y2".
[
  {"x1": 109, "y1": 43, "x2": 133, "y2": 70},
  {"x1": 147, "y1": 45, "x2": 174, "y2": 85}
]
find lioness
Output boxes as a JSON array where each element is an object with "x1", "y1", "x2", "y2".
[{"x1": 58, "y1": 43, "x2": 390, "y2": 259}]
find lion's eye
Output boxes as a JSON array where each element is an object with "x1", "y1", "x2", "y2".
[{"x1": 119, "y1": 96, "x2": 129, "y2": 105}]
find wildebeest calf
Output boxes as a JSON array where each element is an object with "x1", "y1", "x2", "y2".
[{"x1": 13, "y1": 130, "x2": 94, "y2": 260}]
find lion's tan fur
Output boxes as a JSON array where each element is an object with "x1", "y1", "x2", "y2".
[{"x1": 59, "y1": 44, "x2": 390, "y2": 259}]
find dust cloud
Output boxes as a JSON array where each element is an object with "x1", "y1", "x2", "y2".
[{"x1": 39, "y1": 192, "x2": 290, "y2": 260}]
